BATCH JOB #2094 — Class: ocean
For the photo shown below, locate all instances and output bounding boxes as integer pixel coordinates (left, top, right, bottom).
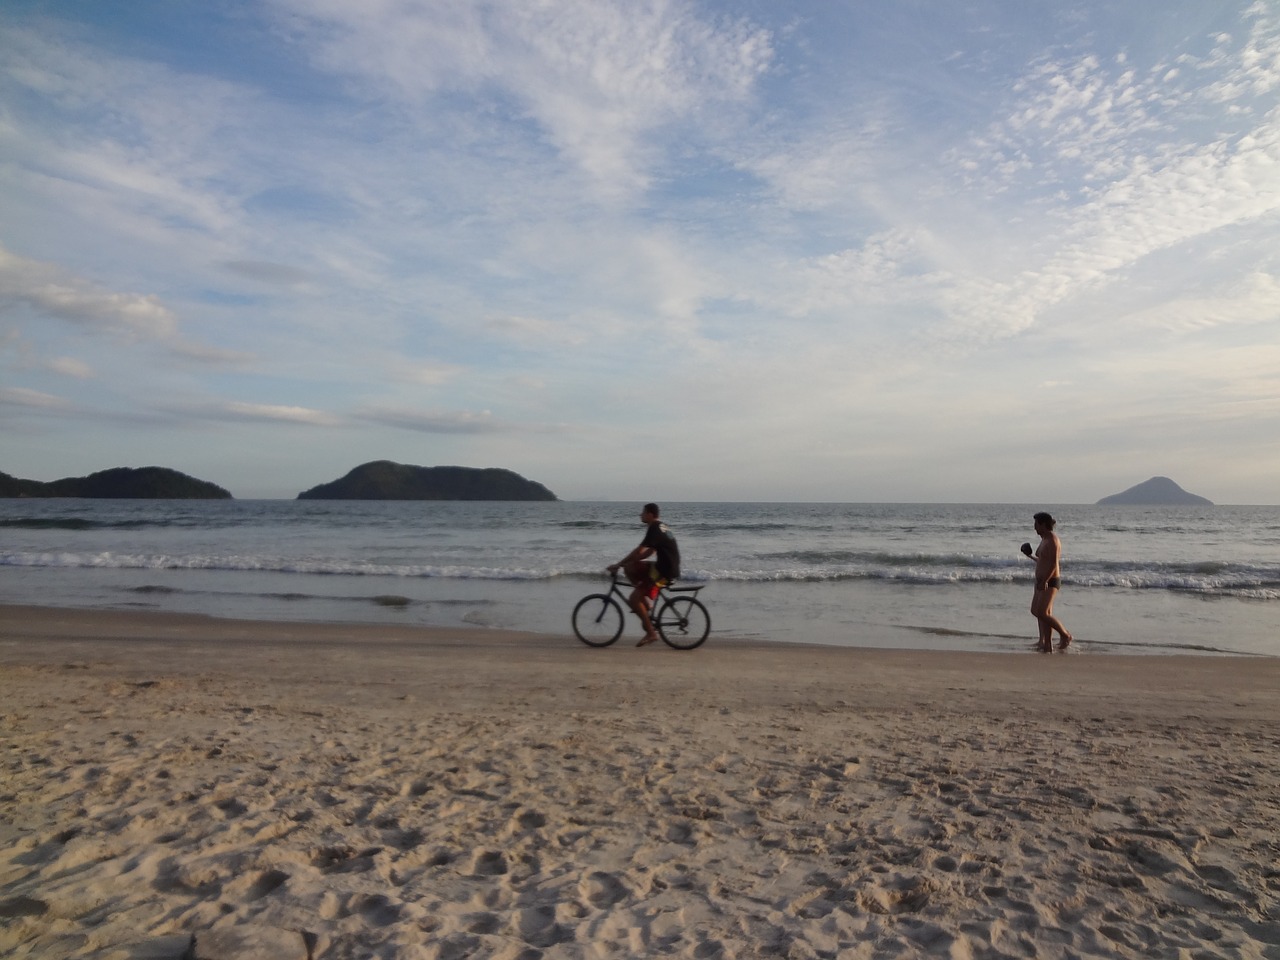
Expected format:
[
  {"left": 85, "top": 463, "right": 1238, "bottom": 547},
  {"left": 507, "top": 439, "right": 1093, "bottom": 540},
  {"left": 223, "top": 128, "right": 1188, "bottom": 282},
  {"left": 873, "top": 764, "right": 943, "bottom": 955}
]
[{"left": 1, "top": 499, "right": 1277, "bottom": 656}]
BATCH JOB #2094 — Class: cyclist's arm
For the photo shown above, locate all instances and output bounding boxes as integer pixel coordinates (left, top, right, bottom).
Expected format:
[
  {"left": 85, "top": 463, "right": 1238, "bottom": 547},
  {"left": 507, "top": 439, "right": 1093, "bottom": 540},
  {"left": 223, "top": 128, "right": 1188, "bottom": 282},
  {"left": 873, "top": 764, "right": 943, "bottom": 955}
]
[{"left": 608, "top": 543, "right": 653, "bottom": 572}]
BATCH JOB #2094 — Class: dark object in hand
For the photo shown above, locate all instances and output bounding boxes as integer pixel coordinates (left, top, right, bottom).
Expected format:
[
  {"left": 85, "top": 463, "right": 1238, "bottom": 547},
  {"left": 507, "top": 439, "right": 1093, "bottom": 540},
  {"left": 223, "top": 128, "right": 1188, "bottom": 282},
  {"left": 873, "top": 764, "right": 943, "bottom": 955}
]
[{"left": 1020, "top": 542, "right": 1033, "bottom": 557}]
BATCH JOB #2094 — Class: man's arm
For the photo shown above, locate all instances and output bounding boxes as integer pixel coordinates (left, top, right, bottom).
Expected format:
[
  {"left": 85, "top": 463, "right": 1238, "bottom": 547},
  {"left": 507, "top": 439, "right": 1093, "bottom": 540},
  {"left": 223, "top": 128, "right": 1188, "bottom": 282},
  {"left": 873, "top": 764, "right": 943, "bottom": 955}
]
[{"left": 608, "top": 543, "right": 653, "bottom": 573}]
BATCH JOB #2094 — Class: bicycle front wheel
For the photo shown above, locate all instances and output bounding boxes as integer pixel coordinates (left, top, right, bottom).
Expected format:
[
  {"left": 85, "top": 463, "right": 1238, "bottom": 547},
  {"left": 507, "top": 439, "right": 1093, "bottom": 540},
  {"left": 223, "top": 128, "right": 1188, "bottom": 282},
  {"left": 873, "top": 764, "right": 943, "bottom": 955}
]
[
  {"left": 655, "top": 596, "right": 710, "bottom": 650},
  {"left": 572, "top": 594, "right": 625, "bottom": 647}
]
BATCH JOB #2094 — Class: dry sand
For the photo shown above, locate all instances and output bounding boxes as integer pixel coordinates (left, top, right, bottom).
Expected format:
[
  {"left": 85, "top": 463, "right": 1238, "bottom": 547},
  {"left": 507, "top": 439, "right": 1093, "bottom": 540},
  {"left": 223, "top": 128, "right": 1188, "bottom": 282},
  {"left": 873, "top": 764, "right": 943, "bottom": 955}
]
[{"left": 1, "top": 604, "right": 1278, "bottom": 959}]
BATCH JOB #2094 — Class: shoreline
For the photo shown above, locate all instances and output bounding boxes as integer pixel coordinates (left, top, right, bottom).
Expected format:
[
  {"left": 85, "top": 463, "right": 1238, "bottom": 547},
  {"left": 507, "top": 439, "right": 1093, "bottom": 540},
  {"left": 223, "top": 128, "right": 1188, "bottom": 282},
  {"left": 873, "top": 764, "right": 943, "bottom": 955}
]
[
  {"left": 3, "top": 604, "right": 1278, "bottom": 958},
  {"left": 2, "top": 593, "right": 1276, "bottom": 660}
]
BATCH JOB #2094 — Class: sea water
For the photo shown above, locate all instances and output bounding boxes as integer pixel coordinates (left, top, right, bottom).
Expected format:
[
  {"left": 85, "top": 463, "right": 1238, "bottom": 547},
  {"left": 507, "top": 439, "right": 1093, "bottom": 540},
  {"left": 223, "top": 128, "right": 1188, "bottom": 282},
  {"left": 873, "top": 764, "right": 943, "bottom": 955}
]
[{"left": 1, "top": 499, "right": 1277, "bottom": 656}]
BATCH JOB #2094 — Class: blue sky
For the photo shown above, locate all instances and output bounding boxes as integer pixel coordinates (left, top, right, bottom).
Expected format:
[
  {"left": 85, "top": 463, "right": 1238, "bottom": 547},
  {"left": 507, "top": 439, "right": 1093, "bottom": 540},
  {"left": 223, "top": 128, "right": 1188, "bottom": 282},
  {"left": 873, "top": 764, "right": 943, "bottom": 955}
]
[{"left": 2, "top": 1, "right": 1277, "bottom": 502}]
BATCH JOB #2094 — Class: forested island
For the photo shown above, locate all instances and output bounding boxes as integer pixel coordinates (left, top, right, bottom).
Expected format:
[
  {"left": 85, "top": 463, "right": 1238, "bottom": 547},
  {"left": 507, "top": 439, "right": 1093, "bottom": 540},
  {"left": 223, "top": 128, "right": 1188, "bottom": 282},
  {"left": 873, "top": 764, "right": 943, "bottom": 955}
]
[
  {"left": 1096, "top": 476, "right": 1212, "bottom": 506},
  {"left": 0, "top": 467, "right": 232, "bottom": 499},
  {"left": 297, "top": 461, "right": 558, "bottom": 501}
]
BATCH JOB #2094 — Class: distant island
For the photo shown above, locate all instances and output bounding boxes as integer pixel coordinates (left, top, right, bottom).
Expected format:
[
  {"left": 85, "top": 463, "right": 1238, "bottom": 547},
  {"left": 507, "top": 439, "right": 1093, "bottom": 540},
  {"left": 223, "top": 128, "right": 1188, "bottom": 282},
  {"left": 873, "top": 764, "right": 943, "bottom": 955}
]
[
  {"left": 297, "top": 460, "right": 558, "bottom": 501},
  {"left": 1096, "top": 476, "right": 1212, "bottom": 506},
  {"left": 0, "top": 466, "right": 232, "bottom": 499}
]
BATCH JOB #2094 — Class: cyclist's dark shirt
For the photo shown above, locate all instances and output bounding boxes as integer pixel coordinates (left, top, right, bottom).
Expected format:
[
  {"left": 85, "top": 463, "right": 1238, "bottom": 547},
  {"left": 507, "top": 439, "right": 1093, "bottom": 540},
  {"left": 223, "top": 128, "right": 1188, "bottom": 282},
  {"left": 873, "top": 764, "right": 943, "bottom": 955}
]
[{"left": 642, "top": 521, "right": 680, "bottom": 581}]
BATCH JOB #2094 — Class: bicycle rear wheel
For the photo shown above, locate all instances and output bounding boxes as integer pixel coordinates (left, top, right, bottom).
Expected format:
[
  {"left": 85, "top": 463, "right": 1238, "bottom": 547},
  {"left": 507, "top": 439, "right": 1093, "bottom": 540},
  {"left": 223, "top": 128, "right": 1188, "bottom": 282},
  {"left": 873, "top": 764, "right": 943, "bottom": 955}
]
[
  {"left": 655, "top": 596, "right": 710, "bottom": 650},
  {"left": 572, "top": 594, "right": 625, "bottom": 647}
]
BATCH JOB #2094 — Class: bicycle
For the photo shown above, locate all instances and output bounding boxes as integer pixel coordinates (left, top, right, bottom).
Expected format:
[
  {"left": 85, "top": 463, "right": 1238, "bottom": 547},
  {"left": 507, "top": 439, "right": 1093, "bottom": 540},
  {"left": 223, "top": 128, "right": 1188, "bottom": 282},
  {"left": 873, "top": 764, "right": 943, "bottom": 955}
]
[{"left": 572, "top": 572, "right": 711, "bottom": 650}]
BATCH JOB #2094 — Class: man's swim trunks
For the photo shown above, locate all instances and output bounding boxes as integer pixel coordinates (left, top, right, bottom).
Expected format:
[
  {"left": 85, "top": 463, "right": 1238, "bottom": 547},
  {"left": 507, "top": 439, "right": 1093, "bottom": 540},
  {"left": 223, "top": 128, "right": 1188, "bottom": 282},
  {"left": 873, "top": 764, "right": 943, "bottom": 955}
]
[{"left": 644, "top": 565, "right": 669, "bottom": 601}]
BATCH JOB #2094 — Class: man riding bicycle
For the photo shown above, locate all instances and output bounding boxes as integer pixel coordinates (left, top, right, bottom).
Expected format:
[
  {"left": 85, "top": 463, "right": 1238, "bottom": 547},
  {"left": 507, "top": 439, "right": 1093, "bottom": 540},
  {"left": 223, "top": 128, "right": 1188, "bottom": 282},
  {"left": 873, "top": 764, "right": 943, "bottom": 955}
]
[{"left": 607, "top": 503, "right": 680, "bottom": 647}]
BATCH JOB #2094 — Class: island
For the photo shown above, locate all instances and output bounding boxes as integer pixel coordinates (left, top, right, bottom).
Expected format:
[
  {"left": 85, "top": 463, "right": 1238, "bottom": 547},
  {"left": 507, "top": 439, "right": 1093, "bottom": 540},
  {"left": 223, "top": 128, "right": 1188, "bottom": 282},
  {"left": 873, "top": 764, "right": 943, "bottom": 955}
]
[
  {"left": 0, "top": 467, "right": 232, "bottom": 499},
  {"left": 1096, "top": 476, "right": 1212, "bottom": 506},
  {"left": 297, "top": 460, "right": 558, "bottom": 501}
]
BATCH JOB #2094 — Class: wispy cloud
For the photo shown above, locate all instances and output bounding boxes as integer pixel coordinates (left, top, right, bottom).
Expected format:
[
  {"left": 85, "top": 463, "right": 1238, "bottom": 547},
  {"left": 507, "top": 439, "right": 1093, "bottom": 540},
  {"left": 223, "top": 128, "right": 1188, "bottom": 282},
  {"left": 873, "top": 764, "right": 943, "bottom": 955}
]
[
  {"left": 267, "top": 0, "right": 772, "bottom": 199},
  {"left": 0, "top": 245, "right": 177, "bottom": 340},
  {"left": 0, "top": 243, "right": 253, "bottom": 366},
  {"left": 0, "top": 386, "right": 71, "bottom": 410},
  {"left": 188, "top": 401, "right": 345, "bottom": 427},
  {"left": 355, "top": 406, "right": 508, "bottom": 435},
  {"left": 920, "top": 6, "right": 1280, "bottom": 341},
  {"left": 221, "top": 261, "right": 314, "bottom": 287},
  {"left": 45, "top": 357, "right": 93, "bottom": 379}
]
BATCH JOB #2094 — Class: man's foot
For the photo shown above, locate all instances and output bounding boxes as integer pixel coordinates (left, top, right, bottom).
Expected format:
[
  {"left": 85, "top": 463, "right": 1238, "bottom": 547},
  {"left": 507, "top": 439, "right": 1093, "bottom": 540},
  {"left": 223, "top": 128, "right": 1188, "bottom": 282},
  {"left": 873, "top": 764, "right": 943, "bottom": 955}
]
[
  {"left": 637, "top": 633, "right": 659, "bottom": 646},
  {"left": 1035, "top": 641, "right": 1052, "bottom": 653},
  {"left": 1057, "top": 633, "right": 1073, "bottom": 651}
]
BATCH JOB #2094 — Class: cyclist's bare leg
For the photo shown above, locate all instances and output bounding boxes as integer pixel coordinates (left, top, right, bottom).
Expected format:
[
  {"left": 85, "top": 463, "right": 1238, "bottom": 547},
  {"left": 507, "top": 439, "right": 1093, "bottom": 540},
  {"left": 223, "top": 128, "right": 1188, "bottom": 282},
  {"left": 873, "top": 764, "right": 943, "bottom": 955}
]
[
  {"left": 630, "top": 590, "right": 659, "bottom": 644},
  {"left": 622, "top": 560, "right": 659, "bottom": 644}
]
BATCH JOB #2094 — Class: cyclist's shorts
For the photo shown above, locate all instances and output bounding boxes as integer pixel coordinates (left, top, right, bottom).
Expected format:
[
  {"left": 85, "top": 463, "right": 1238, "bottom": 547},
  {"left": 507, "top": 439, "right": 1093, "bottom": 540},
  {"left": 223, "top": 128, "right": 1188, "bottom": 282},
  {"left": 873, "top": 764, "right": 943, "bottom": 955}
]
[{"left": 645, "top": 566, "right": 669, "bottom": 601}]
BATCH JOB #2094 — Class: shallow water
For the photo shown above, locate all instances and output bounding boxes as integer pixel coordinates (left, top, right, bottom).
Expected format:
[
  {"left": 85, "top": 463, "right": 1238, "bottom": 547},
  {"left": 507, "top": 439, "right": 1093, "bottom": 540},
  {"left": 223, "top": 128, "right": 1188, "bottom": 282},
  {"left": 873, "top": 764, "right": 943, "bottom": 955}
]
[{"left": 2, "top": 499, "right": 1276, "bottom": 655}]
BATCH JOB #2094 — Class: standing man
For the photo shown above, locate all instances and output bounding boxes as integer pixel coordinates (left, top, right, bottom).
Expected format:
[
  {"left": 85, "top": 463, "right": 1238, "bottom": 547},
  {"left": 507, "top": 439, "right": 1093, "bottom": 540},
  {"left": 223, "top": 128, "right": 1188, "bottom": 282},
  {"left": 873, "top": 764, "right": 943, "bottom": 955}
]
[
  {"left": 1021, "top": 511, "right": 1073, "bottom": 652},
  {"left": 608, "top": 503, "right": 680, "bottom": 647}
]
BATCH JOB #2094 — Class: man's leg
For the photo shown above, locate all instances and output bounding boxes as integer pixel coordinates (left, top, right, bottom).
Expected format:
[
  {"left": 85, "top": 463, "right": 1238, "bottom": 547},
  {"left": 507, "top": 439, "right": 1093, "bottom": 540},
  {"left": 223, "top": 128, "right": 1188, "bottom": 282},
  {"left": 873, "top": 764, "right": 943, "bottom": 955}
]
[
  {"left": 623, "top": 561, "right": 660, "bottom": 644},
  {"left": 1033, "top": 587, "right": 1072, "bottom": 650},
  {"left": 1031, "top": 590, "right": 1052, "bottom": 652},
  {"left": 1041, "top": 588, "right": 1072, "bottom": 648},
  {"left": 628, "top": 586, "right": 659, "bottom": 644}
]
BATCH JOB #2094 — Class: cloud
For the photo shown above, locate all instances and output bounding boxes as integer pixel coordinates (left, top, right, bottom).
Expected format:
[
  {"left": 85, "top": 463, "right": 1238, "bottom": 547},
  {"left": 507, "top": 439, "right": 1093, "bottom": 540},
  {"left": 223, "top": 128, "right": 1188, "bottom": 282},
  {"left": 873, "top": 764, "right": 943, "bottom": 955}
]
[
  {"left": 193, "top": 401, "right": 344, "bottom": 427},
  {"left": 927, "top": 6, "right": 1280, "bottom": 341},
  {"left": 0, "top": 245, "right": 177, "bottom": 340},
  {"left": 354, "top": 405, "right": 501, "bottom": 434},
  {"left": 267, "top": 0, "right": 773, "bottom": 198},
  {"left": 168, "top": 340, "right": 257, "bottom": 365},
  {"left": 0, "top": 27, "right": 250, "bottom": 235},
  {"left": 1202, "top": 3, "right": 1280, "bottom": 102},
  {"left": 388, "top": 360, "right": 467, "bottom": 386},
  {"left": 46, "top": 356, "right": 93, "bottom": 379},
  {"left": 0, "top": 386, "right": 71, "bottom": 410},
  {"left": 222, "top": 261, "right": 314, "bottom": 286},
  {"left": 0, "top": 244, "right": 251, "bottom": 364}
]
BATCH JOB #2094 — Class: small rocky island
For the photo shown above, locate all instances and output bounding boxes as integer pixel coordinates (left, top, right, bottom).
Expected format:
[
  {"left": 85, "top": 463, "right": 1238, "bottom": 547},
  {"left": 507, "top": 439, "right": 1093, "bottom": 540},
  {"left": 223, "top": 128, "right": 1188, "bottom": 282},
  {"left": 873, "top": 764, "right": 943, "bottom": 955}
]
[
  {"left": 0, "top": 467, "right": 232, "bottom": 499},
  {"left": 297, "top": 460, "right": 557, "bottom": 501},
  {"left": 1096, "top": 476, "right": 1212, "bottom": 506}
]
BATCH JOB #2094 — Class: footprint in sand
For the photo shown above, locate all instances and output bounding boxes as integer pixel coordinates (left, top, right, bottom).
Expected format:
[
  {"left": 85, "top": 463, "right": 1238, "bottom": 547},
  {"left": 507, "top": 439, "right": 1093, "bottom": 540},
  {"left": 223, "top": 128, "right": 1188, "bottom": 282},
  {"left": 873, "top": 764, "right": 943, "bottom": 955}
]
[
  {"left": 579, "top": 870, "right": 628, "bottom": 908},
  {"left": 247, "top": 869, "right": 289, "bottom": 900},
  {"left": 354, "top": 893, "right": 403, "bottom": 926},
  {"left": 857, "top": 874, "right": 933, "bottom": 914},
  {"left": 508, "top": 808, "right": 548, "bottom": 833},
  {"left": 511, "top": 905, "right": 565, "bottom": 948},
  {"left": 467, "top": 849, "right": 509, "bottom": 877},
  {"left": 211, "top": 796, "right": 247, "bottom": 819},
  {"left": 0, "top": 896, "right": 48, "bottom": 919}
]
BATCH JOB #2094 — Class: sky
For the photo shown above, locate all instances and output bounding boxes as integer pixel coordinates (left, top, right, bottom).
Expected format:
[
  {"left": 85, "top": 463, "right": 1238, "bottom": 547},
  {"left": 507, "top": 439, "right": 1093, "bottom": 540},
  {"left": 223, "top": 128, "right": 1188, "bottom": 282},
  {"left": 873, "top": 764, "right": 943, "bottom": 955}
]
[{"left": 2, "top": 1, "right": 1278, "bottom": 503}]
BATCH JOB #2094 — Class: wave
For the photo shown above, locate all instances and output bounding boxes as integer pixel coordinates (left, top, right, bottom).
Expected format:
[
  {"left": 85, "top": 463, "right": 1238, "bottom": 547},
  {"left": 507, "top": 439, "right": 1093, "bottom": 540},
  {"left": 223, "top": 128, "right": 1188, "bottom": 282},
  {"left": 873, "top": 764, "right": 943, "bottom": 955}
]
[
  {"left": 0, "top": 515, "right": 263, "bottom": 531},
  {"left": 680, "top": 521, "right": 803, "bottom": 534},
  {"left": 0, "top": 517, "right": 157, "bottom": 531},
  {"left": 760, "top": 549, "right": 1022, "bottom": 569},
  {"left": 3, "top": 549, "right": 1276, "bottom": 599},
  {"left": 0, "top": 551, "right": 565, "bottom": 581}
]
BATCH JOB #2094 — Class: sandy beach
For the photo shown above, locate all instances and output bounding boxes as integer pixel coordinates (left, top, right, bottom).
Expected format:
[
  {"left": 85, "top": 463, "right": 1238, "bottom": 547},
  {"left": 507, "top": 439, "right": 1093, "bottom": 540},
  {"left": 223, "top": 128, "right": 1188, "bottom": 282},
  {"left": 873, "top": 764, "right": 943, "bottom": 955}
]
[{"left": 2, "top": 604, "right": 1278, "bottom": 959}]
